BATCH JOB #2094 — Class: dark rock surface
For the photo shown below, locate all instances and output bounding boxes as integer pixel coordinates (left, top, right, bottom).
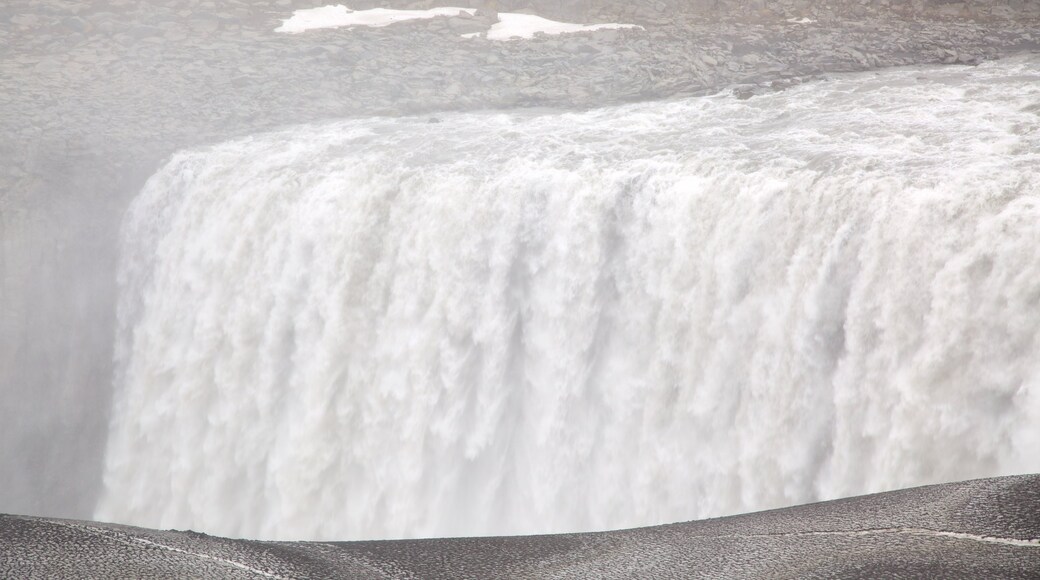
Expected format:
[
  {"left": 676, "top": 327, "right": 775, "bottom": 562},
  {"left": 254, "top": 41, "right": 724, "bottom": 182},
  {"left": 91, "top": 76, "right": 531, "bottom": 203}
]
[
  {"left": 1, "top": 0, "right": 1039, "bottom": 520},
  {"left": 1, "top": 475, "right": 1038, "bottom": 578}
]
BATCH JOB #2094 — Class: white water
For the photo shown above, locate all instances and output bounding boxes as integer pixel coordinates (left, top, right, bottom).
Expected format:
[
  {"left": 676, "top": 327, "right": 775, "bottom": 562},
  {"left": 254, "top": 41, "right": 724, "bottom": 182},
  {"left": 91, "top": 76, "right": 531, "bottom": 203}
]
[{"left": 98, "top": 56, "right": 1040, "bottom": 541}]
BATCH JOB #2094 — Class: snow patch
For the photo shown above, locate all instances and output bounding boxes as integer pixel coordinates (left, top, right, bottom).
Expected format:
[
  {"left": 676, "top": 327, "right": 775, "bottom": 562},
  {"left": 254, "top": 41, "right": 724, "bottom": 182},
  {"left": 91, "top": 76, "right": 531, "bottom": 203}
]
[
  {"left": 786, "top": 17, "right": 817, "bottom": 24},
  {"left": 275, "top": 5, "right": 640, "bottom": 39},
  {"left": 275, "top": 4, "right": 476, "bottom": 33},
  {"left": 472, "top": 13, "right": 641, "bottom": 41}
]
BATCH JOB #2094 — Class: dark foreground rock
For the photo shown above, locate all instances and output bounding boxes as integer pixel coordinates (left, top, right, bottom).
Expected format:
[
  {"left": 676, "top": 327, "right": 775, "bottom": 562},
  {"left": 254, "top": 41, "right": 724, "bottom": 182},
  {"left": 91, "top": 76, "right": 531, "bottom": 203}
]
[{"left": 2, "top": 475, "right": 1038, "bottom": 578}]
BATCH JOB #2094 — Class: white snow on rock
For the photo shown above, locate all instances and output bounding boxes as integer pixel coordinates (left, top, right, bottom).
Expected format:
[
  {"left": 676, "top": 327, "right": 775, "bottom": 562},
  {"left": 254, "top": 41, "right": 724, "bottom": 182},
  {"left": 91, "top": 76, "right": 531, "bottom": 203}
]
[
  {"left": 786, "top": 17, "right": 817, "bottom": 24},
  {"left": 275, "top": 4, "right": 640, "bottom": 40},
  {"left": 275, "top": 4, "right": 476, "bottom": 33},
  {"left": 471, "top": 13, "right": 641, "bottom": 41}
]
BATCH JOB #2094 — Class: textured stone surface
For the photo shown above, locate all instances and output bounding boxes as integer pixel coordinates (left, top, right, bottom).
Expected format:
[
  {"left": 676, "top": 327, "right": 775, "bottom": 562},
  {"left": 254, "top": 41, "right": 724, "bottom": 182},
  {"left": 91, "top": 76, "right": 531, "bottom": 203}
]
[
  {"left": 0, "top": 0, "right": 1038, "bottom": 520},
  {"left": 1, "top": 475, "right": 1039, "bottom": 578}
]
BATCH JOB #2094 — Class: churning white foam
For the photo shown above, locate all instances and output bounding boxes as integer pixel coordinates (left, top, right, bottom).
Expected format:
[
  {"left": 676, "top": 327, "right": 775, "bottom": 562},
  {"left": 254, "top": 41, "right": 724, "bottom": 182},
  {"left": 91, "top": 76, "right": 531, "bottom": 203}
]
[{"left": 98, "top": 56, "right": 1040, "bottom": 541}]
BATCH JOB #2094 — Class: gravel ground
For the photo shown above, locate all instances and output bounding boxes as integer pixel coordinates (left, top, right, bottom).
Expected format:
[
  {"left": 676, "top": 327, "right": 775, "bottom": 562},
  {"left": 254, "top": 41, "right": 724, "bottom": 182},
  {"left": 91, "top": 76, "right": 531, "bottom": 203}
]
[
  {"left": 0, "top": 0, "right": 1038, "bottom": 520},
  {"left": 1, "top": 475, "right": 1038, "bottom": 578}
]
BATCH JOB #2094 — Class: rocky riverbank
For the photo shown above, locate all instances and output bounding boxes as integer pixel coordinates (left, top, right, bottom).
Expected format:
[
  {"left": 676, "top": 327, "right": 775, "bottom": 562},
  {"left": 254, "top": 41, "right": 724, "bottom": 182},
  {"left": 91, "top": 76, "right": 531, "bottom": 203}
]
[{"left": 1, "top": 0, "right": 1038, "bottom": 520}]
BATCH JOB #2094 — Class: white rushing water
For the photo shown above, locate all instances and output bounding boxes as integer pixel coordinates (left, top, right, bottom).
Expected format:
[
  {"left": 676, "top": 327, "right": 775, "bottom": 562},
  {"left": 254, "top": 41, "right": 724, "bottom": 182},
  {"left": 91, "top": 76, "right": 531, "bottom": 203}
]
[{"left": 98, "top": 56, "right": 1040, "bottom": 541}]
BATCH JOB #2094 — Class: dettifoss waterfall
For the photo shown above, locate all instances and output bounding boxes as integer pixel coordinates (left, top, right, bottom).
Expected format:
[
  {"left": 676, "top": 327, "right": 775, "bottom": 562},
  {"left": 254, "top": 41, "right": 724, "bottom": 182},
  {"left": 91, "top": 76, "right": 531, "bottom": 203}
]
[{"left": 96, "top": 57, "right": 1040, "bottom": 541}]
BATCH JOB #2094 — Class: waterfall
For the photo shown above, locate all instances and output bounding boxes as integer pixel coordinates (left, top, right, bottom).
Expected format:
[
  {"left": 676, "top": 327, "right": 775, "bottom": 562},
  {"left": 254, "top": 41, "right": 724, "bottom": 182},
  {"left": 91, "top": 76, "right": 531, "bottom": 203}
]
[{"left": 97, "top": 56, "right": 1040, "bottom": 541}]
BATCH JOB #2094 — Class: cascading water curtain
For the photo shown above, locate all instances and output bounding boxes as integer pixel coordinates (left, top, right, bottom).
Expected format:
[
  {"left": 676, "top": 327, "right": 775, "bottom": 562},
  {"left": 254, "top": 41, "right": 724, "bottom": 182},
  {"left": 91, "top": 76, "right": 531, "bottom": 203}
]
[{"left": 98, "top": 57, "right": 1040, "bottom": 541}]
